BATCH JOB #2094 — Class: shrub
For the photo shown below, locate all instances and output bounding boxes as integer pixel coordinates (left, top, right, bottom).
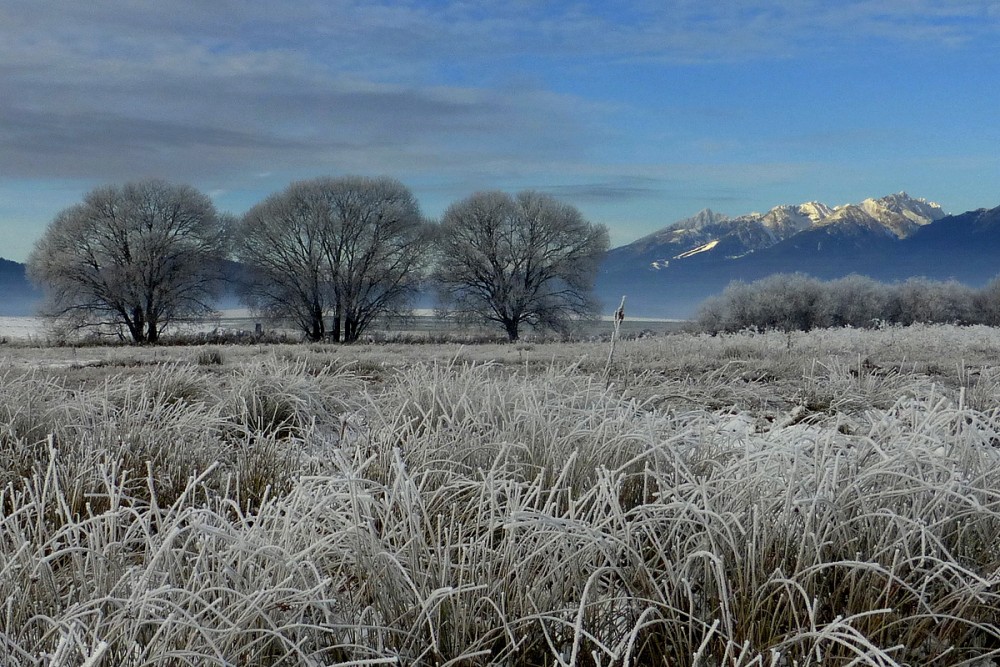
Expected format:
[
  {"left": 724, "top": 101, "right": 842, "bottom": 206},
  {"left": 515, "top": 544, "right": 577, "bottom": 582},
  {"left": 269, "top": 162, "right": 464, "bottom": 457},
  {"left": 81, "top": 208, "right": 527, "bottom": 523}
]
[
  {"left": 195, "top": 347, "right": 225, "bottom": 366},
  {"left": 698, "top": 273, "right": 989, "bottom": 333}
]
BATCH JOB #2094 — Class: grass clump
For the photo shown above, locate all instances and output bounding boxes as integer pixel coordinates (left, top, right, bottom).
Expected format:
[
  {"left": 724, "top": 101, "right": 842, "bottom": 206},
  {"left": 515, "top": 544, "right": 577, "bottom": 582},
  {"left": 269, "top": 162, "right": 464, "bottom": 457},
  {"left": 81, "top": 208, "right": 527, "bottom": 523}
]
[
  {"left": 219, "top": 356, "right": 356, "bottom": 442},
  {"left": 195, "top": 346, "right": 225, "bottom": 366},
  {"left": 364, "top": 360, "right": 664, "bottom": 499}
]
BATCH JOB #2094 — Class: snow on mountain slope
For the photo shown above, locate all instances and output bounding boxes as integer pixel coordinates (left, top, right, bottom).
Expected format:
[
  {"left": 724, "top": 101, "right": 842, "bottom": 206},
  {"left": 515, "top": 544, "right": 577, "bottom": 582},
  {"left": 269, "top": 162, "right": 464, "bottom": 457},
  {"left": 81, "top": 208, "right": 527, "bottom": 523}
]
[
  {"left": 758, "top": 204, "right": 823, "bottom": 238},
  {"left": 675, "top": 239, "right": 720, "bottom": 259},
  {"left": 612, "top": 192, "right": 946, "bottom": 273},
  {"left": 798, "top": 201, "right": 836, "bottom": 223},
  {"left": 857, "top": 192, "right": 945, "bottom": 237},
  {"left": 812, "top": 193, "right": 943, "bottom": 239},
  {"left": 817, "top": 204, "right": 899, "bottom": 237},
  {"left": 631, "top": 209, "right": 730, "bottom": 251}
]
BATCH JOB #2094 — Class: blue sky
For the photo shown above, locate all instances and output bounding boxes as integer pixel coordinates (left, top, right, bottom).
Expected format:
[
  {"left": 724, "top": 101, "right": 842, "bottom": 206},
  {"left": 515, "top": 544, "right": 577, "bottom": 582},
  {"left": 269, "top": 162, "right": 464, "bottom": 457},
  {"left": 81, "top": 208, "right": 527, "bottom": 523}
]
[{"left": 1, "top": 1, "right": 998, "bottom": 262}]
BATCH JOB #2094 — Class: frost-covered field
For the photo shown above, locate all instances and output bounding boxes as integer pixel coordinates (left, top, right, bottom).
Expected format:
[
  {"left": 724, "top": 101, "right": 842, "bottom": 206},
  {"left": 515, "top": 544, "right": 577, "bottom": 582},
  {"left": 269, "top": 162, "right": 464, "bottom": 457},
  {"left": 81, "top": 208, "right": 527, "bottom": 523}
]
[{"left": 2, "top": 325, "right": 1000, "bottom": 665}]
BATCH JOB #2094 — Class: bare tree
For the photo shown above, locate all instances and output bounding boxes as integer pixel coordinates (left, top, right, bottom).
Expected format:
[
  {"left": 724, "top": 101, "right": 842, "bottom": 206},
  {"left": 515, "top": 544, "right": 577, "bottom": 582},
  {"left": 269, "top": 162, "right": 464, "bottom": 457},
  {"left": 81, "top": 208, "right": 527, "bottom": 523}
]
[
  {"left": 433, "top": 190, "right": 609, "bottom": 341},
  {"left": 27, "top": 180, "right": 227, "bottom": 343},
  {"left": 236, "top": 176, "right": 432, "bottom": 342},
  {"left": 323, "top": 177, "right": 434, "bottom": 342},
  {"left": 236, "top": 181, "right": 334, "bottom": 342}
]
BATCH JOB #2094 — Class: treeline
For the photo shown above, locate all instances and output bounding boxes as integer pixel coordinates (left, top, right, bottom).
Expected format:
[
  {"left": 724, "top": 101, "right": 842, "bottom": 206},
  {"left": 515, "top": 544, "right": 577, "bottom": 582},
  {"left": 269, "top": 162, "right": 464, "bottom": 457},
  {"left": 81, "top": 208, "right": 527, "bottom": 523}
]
[
  {"left": 697, "top": 273, "right": 1000, "bottom": 333},
  {"left": 26, "top": 178, "right": 609, "bottom": 344}
]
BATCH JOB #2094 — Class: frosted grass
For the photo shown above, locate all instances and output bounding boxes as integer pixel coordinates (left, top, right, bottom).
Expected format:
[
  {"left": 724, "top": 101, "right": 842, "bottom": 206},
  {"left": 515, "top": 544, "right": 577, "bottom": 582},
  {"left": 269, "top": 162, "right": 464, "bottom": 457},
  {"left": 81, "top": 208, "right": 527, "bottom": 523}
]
[{"left": 1, "top": 327, "right": 999, "bottom": 664}]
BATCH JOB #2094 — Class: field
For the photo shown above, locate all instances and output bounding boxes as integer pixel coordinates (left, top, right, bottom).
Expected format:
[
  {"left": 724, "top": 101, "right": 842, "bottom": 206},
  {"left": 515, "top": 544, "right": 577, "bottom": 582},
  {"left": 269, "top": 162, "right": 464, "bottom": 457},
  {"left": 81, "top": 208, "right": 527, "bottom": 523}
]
[{"left": 2, "top": 324, "right": 1000, "bottom": 665}]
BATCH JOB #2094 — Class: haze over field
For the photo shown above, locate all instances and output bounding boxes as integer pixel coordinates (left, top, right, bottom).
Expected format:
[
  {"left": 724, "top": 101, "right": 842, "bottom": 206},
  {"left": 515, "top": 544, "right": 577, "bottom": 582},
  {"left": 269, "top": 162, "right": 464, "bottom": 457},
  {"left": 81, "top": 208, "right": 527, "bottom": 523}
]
[{"left": 1, "top": 1, "right": 999, "bottom": 263}]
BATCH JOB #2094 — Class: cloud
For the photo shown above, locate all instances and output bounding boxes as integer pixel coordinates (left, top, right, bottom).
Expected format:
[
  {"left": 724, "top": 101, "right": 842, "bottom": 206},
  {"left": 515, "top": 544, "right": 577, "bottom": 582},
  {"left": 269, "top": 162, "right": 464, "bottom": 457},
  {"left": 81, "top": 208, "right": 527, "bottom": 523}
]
[
  {"left": 6, "top": 2, "right": 996, "bottom": 78},
  {"left": 539, "top": 182, "right": 664, "bottom": 203},
  {"left": 0, "top": 11, "right": 603, "bottom": 184}
]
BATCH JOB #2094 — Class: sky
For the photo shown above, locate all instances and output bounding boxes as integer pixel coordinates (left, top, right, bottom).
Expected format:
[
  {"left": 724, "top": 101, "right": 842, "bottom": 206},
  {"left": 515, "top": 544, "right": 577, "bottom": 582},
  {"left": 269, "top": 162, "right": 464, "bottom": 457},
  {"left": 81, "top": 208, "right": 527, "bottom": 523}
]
[{"left": 2, "top": 1, "right": 999, "bottom": 262}]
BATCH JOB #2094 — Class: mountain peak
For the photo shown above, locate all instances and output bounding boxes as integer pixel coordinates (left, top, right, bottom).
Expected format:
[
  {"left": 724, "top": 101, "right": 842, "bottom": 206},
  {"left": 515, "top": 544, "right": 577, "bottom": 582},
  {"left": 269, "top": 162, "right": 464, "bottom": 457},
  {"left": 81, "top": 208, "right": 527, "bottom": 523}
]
[
  {"left": 632, "top": 208, "right": 730, "bottom": 247},
  {"left": 597, "top": 201, "right": 1000, "bottom": 319},
  {"left": 609, "top": 191, "right": 947, "bottom": 271},
  {"left": 670, "top": 208, "right": 730, "bottom": 231},
  {"left": 856, "top": 192, "right": 946, "bottom": 238}
]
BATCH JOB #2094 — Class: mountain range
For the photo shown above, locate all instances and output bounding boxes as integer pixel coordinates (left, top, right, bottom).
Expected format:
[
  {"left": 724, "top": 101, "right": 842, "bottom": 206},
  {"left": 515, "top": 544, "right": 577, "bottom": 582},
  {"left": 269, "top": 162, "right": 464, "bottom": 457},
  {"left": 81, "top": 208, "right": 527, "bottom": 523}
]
[
  {"left": 2, "top": 193, "right": 999, "bottom": 319},
  {"left": 597, "top": 193, "right": 1000, "bottom": 318}
]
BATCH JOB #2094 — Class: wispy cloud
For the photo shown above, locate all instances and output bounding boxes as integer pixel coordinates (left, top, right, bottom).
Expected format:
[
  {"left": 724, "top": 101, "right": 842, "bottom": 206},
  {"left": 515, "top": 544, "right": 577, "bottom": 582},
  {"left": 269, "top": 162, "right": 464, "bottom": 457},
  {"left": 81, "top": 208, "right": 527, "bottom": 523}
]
[
  {"left": 2, "top": 0, "right": 996, "bottom": 184},
  {"left": 539, "top": 181, "right": 665, "bottom": 203},
  {"left": 0, "top": 13, "right": 603, "bottom": 183}
]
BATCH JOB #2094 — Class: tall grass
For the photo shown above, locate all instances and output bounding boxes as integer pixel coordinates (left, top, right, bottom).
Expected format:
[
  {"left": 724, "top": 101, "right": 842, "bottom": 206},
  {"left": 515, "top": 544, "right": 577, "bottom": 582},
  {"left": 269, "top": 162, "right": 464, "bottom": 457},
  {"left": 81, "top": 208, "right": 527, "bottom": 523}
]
[{"left": 1, "top": 329, "right": 999, "bottom": 665}]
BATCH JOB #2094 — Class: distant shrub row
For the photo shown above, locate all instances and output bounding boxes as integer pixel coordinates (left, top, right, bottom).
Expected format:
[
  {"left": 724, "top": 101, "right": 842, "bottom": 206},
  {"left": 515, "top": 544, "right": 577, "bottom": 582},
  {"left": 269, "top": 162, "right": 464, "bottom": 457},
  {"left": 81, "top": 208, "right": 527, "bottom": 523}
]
[{"left": 697, "top": 273, "right": 1000, "bottom": 333}]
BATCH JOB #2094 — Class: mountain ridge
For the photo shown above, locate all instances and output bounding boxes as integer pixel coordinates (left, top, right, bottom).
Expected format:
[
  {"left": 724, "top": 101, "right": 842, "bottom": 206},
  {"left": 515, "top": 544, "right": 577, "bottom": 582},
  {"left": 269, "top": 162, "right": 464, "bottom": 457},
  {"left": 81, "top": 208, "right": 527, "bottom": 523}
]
[
  {"left": 0, "top": 257, "right": 41, "bottom": 317},
  {"left": 623, "top": 192, "right": 944, "bottom": 269},
  {"left": 596, "top": 194, "right": 997, "bottom": 319}
]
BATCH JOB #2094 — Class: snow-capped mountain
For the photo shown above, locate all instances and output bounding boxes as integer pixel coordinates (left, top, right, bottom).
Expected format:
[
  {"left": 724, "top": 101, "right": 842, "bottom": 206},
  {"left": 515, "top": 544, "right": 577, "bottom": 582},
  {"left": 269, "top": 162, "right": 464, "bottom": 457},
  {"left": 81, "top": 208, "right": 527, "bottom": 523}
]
[
  {"left": 611, "top": 193, "right": 944, "bottom": 273},
  {"left": 856, "top": 192, "right": 946, "bottom": 237},
  {"left": 596, "top": 194, "right": 995, "bottom": 319}
]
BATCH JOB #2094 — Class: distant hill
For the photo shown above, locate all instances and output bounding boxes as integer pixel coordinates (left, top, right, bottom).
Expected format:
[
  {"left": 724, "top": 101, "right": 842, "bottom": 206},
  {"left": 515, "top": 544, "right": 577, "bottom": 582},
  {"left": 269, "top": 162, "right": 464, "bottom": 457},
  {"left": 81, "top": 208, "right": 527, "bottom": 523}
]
[
  {"left": 596, "top": 194, "right": 1000, "bottom": 319},
  {"left": 0, "top": 257, "right": 41, "bottom": 316}
]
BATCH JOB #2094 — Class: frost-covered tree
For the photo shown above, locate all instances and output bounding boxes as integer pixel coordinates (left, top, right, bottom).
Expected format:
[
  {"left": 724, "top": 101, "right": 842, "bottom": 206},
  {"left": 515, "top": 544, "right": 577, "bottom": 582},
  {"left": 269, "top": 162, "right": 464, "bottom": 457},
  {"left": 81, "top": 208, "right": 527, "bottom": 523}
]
[
  {"left": 815, "top": 274, "right": 888, "bottom": 328},
  {"left": 698, "top": 273, "right": 985, "bottom": 333},
  {"left": 973, "top": 275, "right": 1000, "bottom": 326},
  {"left": 236, "top": 176, "right": 433, "bottom": 342},
  {"left": 698, "top": 273, "right": 823, "bottom": 333},
  {"left": 750, "top": 273, "right": 823, "bottom": 331},
  {"left": 886, "top": 278, "right": 975, "bottom": 325},
  {"left": 696, "top": 281, "right": 756, "bottom": 333},
  {"left": 236, "top": 181, "right": 334, "bottom": 342},
  {"left": 27, "top": 180, "right": 227, "bottom": 343},
  {"left": 433, "top": 191, "right": 609, "bottom": 341}
]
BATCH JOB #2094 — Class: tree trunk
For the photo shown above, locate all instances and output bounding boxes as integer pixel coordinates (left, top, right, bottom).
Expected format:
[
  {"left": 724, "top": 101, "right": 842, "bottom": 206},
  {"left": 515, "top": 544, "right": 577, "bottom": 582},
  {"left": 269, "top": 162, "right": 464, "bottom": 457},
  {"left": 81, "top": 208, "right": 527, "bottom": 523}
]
[
  {"left": 127, "top": 306, "right": 146, "bottom": 343},
  {"left": 331, "top": 303, "right": 342, "bottom": 343},
  {"left": 308, "top": 304, "right": 325, "bottom": 342},
  {"left": 309, "top": 316, "right": 322, "bottom": 341},
  {"left": 504, "top": 319, "right": 520, "bottom": 342}
]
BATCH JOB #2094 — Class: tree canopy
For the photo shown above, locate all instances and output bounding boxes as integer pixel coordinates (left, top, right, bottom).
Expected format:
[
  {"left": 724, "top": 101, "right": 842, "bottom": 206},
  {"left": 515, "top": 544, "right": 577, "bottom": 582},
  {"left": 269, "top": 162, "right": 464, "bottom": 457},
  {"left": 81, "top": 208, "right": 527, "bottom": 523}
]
[
  {"left": 236, "top": 176, "right": 433, "bottom": 342},
  {"left": 27, "top": 179, "right": 227, "bottom": 343},
  {"left": 433, "top": 190, "right": 609, "bottom": 341}
]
